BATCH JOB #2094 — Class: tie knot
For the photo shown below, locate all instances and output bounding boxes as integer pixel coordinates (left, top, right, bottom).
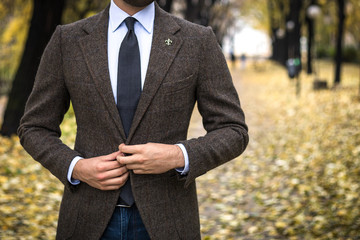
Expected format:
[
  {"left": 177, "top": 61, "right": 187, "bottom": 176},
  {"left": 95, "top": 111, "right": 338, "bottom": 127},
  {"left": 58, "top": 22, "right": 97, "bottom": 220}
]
[{"left": 124, "top": 17, "right": 136, "bottom": 31}]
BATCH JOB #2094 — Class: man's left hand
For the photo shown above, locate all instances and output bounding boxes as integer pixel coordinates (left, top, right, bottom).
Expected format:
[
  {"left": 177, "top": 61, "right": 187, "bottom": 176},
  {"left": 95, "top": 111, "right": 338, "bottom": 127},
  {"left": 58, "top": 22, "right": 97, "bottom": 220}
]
[{"left": 117, "top": 143, "right": 185, "bottom": 174}]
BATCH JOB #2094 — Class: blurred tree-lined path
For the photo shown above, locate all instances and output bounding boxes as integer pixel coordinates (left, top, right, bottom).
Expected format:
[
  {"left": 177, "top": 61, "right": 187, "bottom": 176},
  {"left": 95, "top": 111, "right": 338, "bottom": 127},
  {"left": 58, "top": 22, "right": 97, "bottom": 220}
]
[
  {"left": 1, "top": 0, "right": 360, "bottom": 135},
  {"left": 1, "top": 1, "right": 360, "bottom": 237},
  {"left": 197, "top": 61, "right": 360, "bottom": 239},
  {"left": 1, "top": 60, "right": 360, "bottom": 239}
]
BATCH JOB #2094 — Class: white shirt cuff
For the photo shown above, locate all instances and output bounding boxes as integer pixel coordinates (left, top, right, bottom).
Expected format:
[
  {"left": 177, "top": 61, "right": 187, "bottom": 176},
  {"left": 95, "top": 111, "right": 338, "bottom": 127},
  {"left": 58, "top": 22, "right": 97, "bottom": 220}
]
[
  {"left": 67, "top": 156, "right": 83, "bottom": 185},
  {"left": 175, "top": 144, "right": 189, "bottom": 175}
]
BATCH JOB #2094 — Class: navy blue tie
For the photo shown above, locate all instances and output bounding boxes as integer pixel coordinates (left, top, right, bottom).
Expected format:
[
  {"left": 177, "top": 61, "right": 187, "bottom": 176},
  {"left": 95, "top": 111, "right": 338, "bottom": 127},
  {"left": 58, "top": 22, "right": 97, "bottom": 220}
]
[
  {"left": 117, "top": 17, "right": 141, "bottom": 206},
  {"left": 117, "top": 17, "right": 141, "bottom": 138}
]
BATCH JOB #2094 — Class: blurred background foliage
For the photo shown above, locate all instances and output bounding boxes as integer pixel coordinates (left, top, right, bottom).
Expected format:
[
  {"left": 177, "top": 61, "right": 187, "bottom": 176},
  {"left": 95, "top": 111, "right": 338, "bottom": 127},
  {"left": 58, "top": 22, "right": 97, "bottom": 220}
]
[
  {"left": 1, "top": 0, "right": 360, "bottom": 92},
  {"left": 0, "top": 0, "right": 32, "bottom": 92},
  {"left": 1, "top": 0, "right": 360, "bottom": 95},
  {"left": 1, "top": 59, "right": 360, "bottom": 240},
  {"left": 1, "top": 0, "right": 360, "bottom": 238},
  {"left": 0, "top": 0, "right": 108, "bottom": 93}
]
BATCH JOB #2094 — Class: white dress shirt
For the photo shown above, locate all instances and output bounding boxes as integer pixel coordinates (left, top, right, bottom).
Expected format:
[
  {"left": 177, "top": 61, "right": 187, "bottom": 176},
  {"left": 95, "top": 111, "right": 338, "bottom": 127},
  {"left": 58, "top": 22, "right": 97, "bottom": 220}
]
[{"left": 67, "top": 1, "right": 189, "bottom": 185}]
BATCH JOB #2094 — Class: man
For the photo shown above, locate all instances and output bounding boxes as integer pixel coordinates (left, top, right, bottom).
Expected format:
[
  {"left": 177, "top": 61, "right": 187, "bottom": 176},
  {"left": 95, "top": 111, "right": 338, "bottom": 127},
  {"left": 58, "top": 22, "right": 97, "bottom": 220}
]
[{"left": 18, "top": 0, "right": 249, "bottom": 239}]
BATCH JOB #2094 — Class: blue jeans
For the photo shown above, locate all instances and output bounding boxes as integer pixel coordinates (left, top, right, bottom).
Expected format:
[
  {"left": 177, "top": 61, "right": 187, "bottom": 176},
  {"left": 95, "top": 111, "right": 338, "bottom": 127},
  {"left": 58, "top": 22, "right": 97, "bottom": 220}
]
[{"left": 101, "top": 205, "right": 150, "bottom": 240}]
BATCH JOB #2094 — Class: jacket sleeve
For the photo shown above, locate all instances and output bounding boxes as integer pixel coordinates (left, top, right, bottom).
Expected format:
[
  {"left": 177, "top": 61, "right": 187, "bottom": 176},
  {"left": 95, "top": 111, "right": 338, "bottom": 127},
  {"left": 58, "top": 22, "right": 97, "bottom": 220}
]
[
  {"left": 18, "top": 25, "right": 81, "bottom": 190},
  {"left": 179, "top": 26, "right": 249, "bottom": 187}
]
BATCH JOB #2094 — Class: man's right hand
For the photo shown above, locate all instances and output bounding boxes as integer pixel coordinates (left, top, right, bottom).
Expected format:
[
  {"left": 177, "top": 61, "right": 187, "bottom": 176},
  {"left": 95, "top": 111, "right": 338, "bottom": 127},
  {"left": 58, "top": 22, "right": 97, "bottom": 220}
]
[{"left": 72, "top": 151, "right": 129, "bottom": 191}]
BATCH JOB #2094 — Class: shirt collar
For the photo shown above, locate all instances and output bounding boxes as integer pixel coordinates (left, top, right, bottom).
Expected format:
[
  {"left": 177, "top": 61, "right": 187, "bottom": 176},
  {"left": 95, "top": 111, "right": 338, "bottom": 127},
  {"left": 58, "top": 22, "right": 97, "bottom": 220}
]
[{"left": 109, "top": 0, "right": 155, "bottom": 34}]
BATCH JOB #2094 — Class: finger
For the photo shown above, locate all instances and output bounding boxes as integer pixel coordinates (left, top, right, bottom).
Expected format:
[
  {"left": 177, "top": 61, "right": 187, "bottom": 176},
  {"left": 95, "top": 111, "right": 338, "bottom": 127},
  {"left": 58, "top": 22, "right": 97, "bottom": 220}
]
[
  {"left": 100, "top": 166, "right": 128, "bottom": 180},
  {"left": 133, "top": 168, "right": 158, "bottom": 174},
  {"left": 124, "top": 163, "right": 140, "bottom": 170},
  {"left": 101, "top": 151, "right": 121, "bottom": 161},
  {"left": 105, "top": 159, "right": 123, "bottom": 169},
  {"left": 125, "top": 163, "right": 153, "bottom": 173},
  {"left": 96, "top": 158, "right": 123, "bottom": 172},
  {"left": 102, "top": 172, "right": 130, "bottom": 188},
  {"left": 119, "top": 144, "right": 143, "bottom": 155},
  {"left": 117, "top": 154, "right": 142, "bottom": 165}
]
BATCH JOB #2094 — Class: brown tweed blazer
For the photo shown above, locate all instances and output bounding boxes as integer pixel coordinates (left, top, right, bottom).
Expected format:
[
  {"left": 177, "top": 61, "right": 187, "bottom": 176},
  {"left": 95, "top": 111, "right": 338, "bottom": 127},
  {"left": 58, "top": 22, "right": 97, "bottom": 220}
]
[{"left": 18, "top": 3, "right": 248, "bottom": 240}]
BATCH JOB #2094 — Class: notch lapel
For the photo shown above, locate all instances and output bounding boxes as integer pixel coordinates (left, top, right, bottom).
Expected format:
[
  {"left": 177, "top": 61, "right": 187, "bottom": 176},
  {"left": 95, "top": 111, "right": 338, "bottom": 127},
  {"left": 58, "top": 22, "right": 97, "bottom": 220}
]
[
  {"left": 127, "top": 5, "right": 183, "bottom": 141},
  {"left": 78, "top": 6, "right": 126, "bottom": 140}
]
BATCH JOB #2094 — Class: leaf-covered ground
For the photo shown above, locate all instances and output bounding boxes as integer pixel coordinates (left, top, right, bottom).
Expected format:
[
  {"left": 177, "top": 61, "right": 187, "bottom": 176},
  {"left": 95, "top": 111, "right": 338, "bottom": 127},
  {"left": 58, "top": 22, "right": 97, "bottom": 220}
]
[
  {"left": 1, "top": 60, "right": 360, "bottom": 239},
  {"left": 196, "top": 61, "right": 360, "bottom": 239}
]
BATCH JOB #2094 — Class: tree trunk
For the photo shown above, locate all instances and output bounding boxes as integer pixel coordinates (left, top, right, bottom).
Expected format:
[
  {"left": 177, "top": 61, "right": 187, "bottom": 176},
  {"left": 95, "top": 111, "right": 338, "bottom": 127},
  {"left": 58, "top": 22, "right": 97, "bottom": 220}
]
[
  {"left": 268, "top": 0, "right": 275, "bottom": 61},
  {"left": 156, "top": 0, "right": 173, "bottom": 12},
  {"left": 275, "top": 35, "right": 289, "bottom": 66},
  {"left": 269, "top": 0, "right": 288, "bottom": 66},
  {"left": 306, "top": 16, "right": 314, "bottom": 74},
  {"left": 184, "top": 0, "right": 212, "bottom": 26},
  {"left": 287, "top": 0, "right": 302, "bottom": 59},
  {"left": 0, "top": 0, "right": 65, "bottom": 136},
  {"left": 334, "top": 0, "right": 345, "bottom": 85},
  {"left": 185, "top": 0, "right": 200, "bottom": 24},
  {"left": 306, "top": 0, "right": 317, "bottom": 75}
]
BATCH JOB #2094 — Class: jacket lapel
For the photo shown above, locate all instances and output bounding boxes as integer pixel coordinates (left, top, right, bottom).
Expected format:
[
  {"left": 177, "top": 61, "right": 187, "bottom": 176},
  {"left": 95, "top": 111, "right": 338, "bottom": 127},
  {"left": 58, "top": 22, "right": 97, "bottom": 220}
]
[
  {"left": 127, "top": 4, "right": 183, "bottom": 141},
  {"left": 78, "top": 6, "right": 126, "bottom": 140},
  {"left": 77, "top": 4, "right": 183, "bottom": 142}
]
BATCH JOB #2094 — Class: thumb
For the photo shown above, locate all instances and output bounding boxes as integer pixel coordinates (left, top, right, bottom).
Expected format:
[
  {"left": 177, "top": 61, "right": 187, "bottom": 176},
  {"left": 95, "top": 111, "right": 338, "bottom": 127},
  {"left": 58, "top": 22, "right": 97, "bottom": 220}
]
[{"left": 119, "top": 143, "right": 126, "bottom": 151}]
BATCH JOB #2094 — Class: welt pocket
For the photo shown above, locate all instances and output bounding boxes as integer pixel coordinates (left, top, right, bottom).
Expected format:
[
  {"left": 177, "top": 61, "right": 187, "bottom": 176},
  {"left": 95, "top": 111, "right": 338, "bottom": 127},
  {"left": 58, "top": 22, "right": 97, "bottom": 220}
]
[
  {"left": 161, "top": 74, "right": 194, "bottom": 94},
  {"left": 67, "top": 80, "right": 95, "bottom": 87}
]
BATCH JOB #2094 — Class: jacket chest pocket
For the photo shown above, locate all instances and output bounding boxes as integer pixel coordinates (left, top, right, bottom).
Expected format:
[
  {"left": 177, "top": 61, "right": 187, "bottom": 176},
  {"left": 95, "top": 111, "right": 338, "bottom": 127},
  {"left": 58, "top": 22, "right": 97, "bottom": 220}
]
[{"left": 155, "top": 74, "right": 196, "bottom": 111}]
